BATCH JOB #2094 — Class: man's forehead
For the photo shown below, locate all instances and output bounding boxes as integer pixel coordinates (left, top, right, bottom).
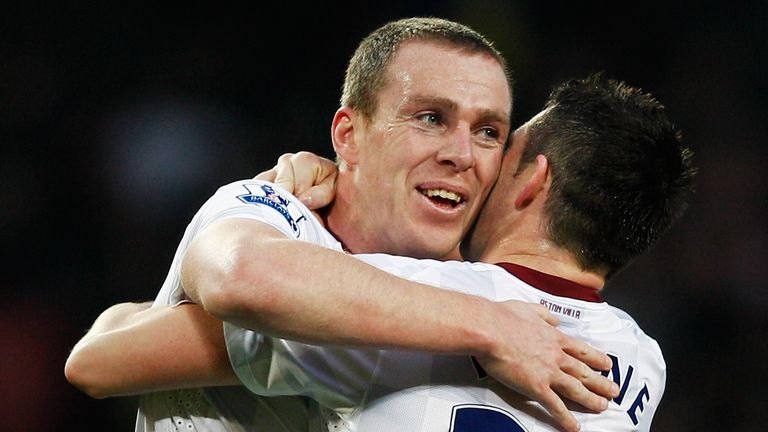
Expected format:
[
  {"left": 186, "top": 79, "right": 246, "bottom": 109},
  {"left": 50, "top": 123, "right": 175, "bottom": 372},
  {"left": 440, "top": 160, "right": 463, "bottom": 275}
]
[
  {"left": 384, "top": 48, "right": 511, "bottom": 115},
  {"left": 363, "top": 41, "right": 510, "bottom": 128},
  {"left": 389, "top": 40, "right": 508, "bottom": 85}
]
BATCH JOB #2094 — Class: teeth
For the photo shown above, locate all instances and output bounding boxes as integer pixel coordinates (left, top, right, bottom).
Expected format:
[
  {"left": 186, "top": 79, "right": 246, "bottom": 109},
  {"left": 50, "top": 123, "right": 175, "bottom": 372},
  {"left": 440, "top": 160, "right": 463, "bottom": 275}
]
[{"left": 422, "top": 189, "right": 462, "bottom": 203}]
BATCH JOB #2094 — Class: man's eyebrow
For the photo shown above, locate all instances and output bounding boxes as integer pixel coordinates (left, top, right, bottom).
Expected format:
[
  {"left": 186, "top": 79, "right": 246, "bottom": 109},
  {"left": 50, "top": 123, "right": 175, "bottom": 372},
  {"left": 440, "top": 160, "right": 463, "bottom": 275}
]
[
  {"left": 476, "top": 109, "right": 511, "bottom": 127},
  {"left": 404, "top": 95, "right": 458, "bottom": 111}
]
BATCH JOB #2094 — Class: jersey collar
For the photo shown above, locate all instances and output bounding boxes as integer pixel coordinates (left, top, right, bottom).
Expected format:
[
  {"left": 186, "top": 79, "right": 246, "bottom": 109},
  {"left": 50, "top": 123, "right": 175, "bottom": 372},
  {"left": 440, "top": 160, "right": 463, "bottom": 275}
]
[{"left": 494, "top": 262, "right": 602, "bottom": 303}]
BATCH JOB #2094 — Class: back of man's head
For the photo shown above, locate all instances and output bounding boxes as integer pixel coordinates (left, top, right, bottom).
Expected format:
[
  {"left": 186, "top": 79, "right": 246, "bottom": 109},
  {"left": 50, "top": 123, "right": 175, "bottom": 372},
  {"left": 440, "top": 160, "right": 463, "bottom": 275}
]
[
  {"left": 341, "top": 17, "right": 512, "bottom": 121},
  {"left": 521, "top": 72, "right": 696, "bottom": 278}
]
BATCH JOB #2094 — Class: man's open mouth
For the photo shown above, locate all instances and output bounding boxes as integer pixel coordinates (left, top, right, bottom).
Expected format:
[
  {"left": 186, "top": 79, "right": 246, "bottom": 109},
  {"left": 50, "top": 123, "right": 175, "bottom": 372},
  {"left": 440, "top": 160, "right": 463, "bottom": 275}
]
[{"left": 419, "top": 188, "right": 464, "bottom": 208}]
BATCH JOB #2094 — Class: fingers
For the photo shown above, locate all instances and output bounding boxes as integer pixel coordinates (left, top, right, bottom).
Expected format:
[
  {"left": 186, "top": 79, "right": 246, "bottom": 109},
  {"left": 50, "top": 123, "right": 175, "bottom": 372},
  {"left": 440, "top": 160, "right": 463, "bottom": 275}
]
[
  {"left": 537, "top": 389, "right": 581, "bottom": 432},
  {"left": 252, "top": 152, "right": 339, "bottom": 210},
  {"left": 254, "top": 167, "right": 277, "bottom": 182},
  {"left": 288, "top": 152, "right": 322, "bottom": 197},
  {"left": 559, "top": 336, "right": 618, "bottom": 401},
  {"left": 270, "top": 152, "right": 339, "bottom": 201},
  {"left": 555, "top": 360, "right": 612, "bottom": 413},
  {"left": 579, "top": 367, "right": 619, "bottom": 402},
  {"left": 532, "top": 303, "right": 560, "bottom": 327},
  {"left": 273, "top": 154, "right": 298, "bottom": 193},
  {"left": 299, "top": 175, "right": 337, "bottom": 209},
  {"left": 292, "top": 152, "right": 338, "bottom": 209},
  {"left": 563, "top": 338, "right": 613, "bottom": 374}
]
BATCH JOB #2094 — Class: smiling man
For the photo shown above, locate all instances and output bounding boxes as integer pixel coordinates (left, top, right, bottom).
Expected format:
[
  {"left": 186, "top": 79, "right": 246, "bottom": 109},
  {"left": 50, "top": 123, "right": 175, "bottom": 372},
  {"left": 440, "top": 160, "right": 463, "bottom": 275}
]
[
  {"left": 325, "top": 38, "right": 509, "bottom": 258},
  {"left": 66, "top": 18, "right": 615, "bottom": 432}
]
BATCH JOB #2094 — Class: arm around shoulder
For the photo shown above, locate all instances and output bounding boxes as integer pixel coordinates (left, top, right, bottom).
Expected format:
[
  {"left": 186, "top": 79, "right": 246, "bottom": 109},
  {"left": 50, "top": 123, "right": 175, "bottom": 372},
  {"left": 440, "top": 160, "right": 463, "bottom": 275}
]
[
  {"left": 65, "top": 302, "right": 152, "bottom": 398},
  {"left": 181, "top": 217, "right": 502, "bottom": 353},
  {"left": 65, "top": 302, "right": 238, "bottom": 399}
]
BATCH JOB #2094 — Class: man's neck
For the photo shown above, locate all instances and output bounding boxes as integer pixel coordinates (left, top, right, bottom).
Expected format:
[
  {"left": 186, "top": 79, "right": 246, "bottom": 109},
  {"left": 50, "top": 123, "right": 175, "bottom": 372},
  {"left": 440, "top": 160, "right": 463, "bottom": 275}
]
[
  {"left": 479, "top": 239, "right": 605, "bottom": 290},
  {"left": 321, "top": 189, "right": 377, "bottom": 254}
]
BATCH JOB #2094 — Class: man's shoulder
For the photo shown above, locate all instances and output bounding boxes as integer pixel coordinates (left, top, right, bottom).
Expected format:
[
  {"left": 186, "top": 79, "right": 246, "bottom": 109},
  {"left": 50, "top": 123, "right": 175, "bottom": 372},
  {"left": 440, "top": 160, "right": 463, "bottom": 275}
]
[
  {"left": 352, "top": 254, "right": 498, "bottom": 274},
  {"left": 211, "top": 179, "right": 301, "bottom": 206},
  {"left": 351, "top": 255, "right": 512, "bottom": 298},
  {"left": 197, "top": 179, "right": 336, "bottom": 245},
  {"left": 605, "top": 304, "right": 665, "bottom": 357}
]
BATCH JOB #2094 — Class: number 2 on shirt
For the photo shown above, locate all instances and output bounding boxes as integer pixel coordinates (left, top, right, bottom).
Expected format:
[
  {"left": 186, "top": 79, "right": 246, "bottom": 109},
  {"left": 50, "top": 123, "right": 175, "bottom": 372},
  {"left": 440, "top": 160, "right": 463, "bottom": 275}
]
[{"left": 451, "top": 405, "right": 527, "bottom": 431}]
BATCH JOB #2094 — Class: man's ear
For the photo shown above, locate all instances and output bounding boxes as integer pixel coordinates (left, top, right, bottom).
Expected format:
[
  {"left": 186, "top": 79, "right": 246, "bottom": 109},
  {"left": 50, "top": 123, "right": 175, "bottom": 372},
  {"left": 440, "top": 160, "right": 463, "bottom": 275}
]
[
  {"left": 331, "top": 107, "right": 360, "bottom": 166},
  {"left": 514, "top": 154, "right": 550, "bottom": 209}
]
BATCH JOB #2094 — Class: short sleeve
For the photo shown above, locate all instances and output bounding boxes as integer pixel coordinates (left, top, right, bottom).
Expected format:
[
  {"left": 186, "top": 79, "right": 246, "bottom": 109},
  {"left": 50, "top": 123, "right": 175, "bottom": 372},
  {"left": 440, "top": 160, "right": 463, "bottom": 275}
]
[{"left": 196, "top": 180, "right": 312, "bottom": 240}]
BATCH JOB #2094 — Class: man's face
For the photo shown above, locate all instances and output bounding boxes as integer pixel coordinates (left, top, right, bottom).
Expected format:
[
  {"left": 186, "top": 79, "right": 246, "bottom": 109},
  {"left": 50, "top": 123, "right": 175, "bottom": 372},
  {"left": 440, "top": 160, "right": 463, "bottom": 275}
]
[
  {"left": 461, "top": 124, "right": 531, "bottom": 261},
  {"left": 348, "top": 40, "right": 511, "bottom": 258}
]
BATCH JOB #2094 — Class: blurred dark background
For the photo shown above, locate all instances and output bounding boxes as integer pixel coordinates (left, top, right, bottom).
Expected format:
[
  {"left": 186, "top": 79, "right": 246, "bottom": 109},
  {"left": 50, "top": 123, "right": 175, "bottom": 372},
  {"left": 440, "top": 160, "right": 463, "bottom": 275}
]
[{"left": 1, "top": 1, "right": 765, "bottom": 430}]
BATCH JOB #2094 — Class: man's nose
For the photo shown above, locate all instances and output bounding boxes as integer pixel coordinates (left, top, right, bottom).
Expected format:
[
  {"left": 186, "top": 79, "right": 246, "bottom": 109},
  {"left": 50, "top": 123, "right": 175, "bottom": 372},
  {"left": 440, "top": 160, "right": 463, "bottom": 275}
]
[{"left": 437, "top": 123, "right": 474, "bottom": 171}]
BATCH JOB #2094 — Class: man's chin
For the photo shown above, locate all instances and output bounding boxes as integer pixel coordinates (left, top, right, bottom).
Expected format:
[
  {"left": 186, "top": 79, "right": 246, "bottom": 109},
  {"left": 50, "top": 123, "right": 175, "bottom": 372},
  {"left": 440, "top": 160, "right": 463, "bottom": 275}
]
[{"left": 394, "top": 228, "right": 462, "bottom": 259}]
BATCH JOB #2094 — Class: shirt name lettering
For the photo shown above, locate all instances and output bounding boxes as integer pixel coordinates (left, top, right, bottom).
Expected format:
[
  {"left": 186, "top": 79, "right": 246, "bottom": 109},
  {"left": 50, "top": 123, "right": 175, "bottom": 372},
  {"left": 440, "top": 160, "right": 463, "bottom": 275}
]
[
  {"left": 539, "top": 299, "right": 582, "bottom": 320},
  {"left": 601, "top": 353, "right": 651, "bottom": 426}
]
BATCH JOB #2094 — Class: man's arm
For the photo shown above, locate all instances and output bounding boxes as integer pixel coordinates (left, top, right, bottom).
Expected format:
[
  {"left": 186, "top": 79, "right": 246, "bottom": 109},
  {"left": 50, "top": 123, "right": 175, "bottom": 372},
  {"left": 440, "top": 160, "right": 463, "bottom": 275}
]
[
  {"left": 182, "top": 217, "right": 618, "bottom": 430},
  {"left": 65, "top": 216, "right": 614, "bottom": 431},
  {"left": 64, "top": 302, "right": 239, "bottom": 398},
  {"left": 183, "top": 218, "right": 501, "bottom": 351}
]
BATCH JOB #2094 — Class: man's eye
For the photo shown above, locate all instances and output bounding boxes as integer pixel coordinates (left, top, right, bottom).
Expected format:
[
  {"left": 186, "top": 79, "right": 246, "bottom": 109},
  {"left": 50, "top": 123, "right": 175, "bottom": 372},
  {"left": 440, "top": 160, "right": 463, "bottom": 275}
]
[
  {"left": 480, "top": 127, "right": 500, "bottom": 139},
  {"left": 417, "top": 113, "right": 441, "bottom": 126}
]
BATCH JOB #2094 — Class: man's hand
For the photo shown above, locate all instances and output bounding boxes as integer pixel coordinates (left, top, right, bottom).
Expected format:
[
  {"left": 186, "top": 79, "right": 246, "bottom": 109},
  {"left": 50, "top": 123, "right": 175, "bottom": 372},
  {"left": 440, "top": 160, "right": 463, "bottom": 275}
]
[
  {"left": 255, "top": 151, "right": 337, "bottom": 209},
  {"left": 475, "top": 301, "right": 619, "bottom": 432}
]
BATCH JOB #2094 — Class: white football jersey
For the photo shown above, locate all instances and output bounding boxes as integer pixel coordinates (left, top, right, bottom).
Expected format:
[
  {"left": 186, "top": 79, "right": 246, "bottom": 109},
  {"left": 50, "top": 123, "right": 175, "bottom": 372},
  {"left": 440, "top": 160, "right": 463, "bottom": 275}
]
[
  {"left": 225, "top": 251, "right": 666, "bottom": 430},
  {"left": 136, "top": 179, "right": 342, "bottom": 432}
]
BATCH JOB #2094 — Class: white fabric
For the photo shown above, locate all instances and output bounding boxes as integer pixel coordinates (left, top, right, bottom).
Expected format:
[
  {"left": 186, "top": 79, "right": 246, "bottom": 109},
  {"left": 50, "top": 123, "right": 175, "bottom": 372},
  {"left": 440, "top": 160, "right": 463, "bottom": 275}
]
[
  {"left": 226, "top": 251, "right": 665, "bottom": 431},
  {"left": 131, "top": 177, "right": 664, "bottom": 432},
  {"left": 136, "top": 179, "right": 342, "bottom": 432}
]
